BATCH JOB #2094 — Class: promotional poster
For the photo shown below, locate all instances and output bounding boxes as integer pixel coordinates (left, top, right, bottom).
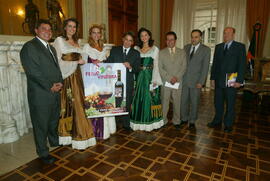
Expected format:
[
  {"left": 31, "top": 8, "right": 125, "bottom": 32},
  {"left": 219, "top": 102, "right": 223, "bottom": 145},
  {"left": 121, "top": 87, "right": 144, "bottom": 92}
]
[{"left": 82, "top": 63, "right": 128, "bottom": 118}]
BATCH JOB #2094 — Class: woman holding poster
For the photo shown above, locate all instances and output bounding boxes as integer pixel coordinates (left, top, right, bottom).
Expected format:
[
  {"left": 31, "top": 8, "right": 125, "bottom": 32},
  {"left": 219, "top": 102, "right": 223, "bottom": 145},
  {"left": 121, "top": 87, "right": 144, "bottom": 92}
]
[
  {"left": 83, "top": 24, "right": 116, "bottom": 140},
  {"left": 130, "top": 28, "right": 164, "bottom": 131},
  {"left": 53, "top": 18, "right": 96, "bottom": 149}
]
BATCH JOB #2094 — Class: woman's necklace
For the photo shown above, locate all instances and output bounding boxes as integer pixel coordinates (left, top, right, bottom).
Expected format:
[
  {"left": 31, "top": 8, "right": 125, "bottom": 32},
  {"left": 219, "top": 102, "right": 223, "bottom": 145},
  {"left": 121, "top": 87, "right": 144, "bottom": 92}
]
[
  {"left": 67, "top": 39, "right": 79, "bottom": 48},
  {"left": 141, "top": 45, "right": 151, "bottom": 53}
]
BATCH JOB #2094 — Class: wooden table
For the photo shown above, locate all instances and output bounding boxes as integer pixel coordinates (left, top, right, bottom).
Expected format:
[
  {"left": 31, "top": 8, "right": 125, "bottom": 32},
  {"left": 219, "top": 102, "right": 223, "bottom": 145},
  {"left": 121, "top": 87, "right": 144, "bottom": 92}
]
[{"left": 242, "top": 82, "right": 270, "bottom": 105}]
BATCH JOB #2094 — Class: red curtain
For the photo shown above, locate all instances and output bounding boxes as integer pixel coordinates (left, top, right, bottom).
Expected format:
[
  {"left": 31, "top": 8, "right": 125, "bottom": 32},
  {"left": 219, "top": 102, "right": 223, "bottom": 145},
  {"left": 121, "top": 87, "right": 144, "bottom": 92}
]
[
  {"left": 160, "top": 0, "right": 174, "bottom": 49},
  {"left": 247, "top": 0, "right": 270, "bottom": 57}
]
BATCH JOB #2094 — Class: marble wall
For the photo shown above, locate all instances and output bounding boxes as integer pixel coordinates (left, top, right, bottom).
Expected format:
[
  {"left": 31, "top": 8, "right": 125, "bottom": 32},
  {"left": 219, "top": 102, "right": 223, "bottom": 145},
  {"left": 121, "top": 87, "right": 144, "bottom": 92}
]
[{"left": 0, "top": 41, "right": 32, "bottom": 144}]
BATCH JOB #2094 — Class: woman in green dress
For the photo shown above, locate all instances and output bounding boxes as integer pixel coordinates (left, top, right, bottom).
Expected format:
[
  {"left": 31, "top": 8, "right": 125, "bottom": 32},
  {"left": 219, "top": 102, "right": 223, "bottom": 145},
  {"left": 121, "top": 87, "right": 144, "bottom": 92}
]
[{"left": 130, "top": 27, "right": 163, "bottom": 131}]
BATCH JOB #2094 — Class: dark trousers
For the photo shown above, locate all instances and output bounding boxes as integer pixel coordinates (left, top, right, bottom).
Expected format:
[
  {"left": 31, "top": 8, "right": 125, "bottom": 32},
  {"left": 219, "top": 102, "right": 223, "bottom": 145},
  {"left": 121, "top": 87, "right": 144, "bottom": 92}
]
[
  {"left": 29, "top": 101, "right": 60, "bottom": 157},
  {"left": 213, "top": 87, "right": 237, "bottom": 127}
]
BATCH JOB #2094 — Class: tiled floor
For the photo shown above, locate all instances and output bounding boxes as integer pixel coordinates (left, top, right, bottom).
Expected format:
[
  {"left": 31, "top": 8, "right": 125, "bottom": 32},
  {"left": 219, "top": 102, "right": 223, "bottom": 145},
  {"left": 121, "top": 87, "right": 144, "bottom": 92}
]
[
  {"left": 0, "top": 91, "right": 270, "bottom": 181},
  {"left": 0, "top": 131, "right": 55, "bottom": 175}
]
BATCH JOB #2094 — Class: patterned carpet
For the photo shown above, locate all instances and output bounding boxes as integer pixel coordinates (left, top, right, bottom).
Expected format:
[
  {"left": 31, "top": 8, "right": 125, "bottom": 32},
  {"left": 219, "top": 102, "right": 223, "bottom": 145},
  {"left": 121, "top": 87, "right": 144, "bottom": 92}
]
[{"left": 1, "top": 91, "right": 270, "bottom": 181}]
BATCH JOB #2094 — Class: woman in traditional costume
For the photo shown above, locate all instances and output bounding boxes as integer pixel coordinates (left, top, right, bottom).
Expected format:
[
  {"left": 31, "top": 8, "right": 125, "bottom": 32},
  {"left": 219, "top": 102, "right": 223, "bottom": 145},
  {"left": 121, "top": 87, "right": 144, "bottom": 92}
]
[
  {"left": 53, "top": 18, "right": 96, "bottom": 149},
  {"left": 83, "top": 24, "right": 116, "bottom": 139},
  {"left": 130, "top": 27, "right": 164, "bottom": 131}
]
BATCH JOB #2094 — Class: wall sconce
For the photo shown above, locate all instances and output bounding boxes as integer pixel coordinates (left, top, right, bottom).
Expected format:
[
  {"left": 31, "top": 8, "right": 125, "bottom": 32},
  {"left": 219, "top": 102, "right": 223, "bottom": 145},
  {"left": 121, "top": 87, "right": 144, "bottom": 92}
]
[
  {"left": 16, "top": 8, "right": 25, "bottom": 17},
  {"left": 59, "top": 12, "right": 63, "bottom": 18}
]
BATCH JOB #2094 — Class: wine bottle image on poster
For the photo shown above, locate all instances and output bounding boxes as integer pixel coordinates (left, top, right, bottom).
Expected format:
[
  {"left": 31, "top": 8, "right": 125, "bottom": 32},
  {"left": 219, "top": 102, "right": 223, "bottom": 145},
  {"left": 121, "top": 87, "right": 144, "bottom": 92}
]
[
  {"left": 82, "top": 63, "right": 128, "bottom": 118},
  {"left": 115, "top": 70, "right": 124, "bottom": 107}
]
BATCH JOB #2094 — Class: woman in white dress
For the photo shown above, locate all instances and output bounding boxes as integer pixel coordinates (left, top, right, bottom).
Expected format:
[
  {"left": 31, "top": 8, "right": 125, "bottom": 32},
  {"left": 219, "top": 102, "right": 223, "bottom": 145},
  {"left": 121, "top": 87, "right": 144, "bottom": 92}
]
[
  {"left": 53, "top": 18, "right": 96, "bottom": 149},
  {"left": 130, "top": 27, "right": 164, "bottom": 131},
  {"left": 83, "top": 24, "right": 116, "bottom": 140}
]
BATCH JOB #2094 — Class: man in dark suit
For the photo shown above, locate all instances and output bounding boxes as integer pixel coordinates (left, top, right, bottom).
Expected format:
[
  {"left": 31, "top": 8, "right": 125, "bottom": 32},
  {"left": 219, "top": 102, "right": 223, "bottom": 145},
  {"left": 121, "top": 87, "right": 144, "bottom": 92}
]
[
  {"left": 181, "top": 29, "right": 211, "bottom": 130},
  {"left": 207, "top": 27, "right": 246, "bottom": 133},
  {"left": 20, "top": 19, "right": 63, "bottom": 163},
  {"left": 107, "top": 32, "right": 140, "bottom": 130}
]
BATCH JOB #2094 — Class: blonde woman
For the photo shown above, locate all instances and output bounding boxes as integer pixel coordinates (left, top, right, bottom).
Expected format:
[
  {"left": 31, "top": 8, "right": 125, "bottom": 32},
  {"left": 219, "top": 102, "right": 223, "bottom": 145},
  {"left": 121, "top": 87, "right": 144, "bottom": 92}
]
[{"left": 83, "top": 24, "right": 116, "bottom": 139}]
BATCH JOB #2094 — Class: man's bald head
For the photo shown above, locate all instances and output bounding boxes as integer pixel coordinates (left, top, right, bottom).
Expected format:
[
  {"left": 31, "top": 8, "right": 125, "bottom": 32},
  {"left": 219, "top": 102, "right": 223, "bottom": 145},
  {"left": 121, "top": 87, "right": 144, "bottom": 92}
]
[{"left": 223, "top": 27, "right": 235, "bottom": 43}]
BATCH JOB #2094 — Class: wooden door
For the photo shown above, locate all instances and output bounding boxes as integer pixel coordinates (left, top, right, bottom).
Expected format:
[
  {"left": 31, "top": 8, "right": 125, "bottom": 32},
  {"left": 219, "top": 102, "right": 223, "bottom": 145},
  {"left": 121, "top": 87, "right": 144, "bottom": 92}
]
[{"left": 108, "top": 0, "right": 138, "bottom": 45}]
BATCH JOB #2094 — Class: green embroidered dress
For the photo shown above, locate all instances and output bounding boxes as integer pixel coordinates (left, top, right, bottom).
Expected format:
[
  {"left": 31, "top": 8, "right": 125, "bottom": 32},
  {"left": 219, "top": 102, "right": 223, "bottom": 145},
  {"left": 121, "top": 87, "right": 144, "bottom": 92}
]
[{"left": 130, "top": 46, "right": 164, "bottom": 131}]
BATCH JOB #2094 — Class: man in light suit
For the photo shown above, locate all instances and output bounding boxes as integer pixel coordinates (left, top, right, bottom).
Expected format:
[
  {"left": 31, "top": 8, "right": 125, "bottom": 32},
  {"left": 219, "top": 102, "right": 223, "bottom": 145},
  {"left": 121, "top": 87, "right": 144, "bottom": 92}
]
[
  {"left": 107, "top": 32, "right": 141, "bottom": 130},
  {"left": 159, "top": 31, "right": 187, "bottom": 128},
  {"left": 20, "top": 19, "right": 63, "bottom": 164},
  {"left": 180, "top": 29, "right": 211, "bottom": 129},
  {"left": 207, "top": 27, "right": 246, "bottom": 133}
]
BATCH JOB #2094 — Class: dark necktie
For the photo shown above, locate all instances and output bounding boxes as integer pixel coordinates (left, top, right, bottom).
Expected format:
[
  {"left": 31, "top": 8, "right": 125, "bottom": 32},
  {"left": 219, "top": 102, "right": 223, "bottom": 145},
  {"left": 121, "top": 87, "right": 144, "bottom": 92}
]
[
  {"left": 190, "top": 46, "right": 195, "bottom": 59},
  {"left": 224, "top": 44, "right": 228, "bottom": 55},
  {"left": 123, "top": 48, "right": 127, "bottom": 61},
  {"left": 46, "top": 44, "right": 57, "bottom": 64}
]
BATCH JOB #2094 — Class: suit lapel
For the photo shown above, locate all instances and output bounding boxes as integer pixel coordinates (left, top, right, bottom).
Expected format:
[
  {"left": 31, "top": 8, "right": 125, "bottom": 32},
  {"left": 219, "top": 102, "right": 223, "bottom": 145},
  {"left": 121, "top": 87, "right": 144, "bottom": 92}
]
[
  {"left": 120, "top": 46, "right": 125, "bottom": 63},
  {"left": 193, "top": 44, "right": 203, "bottom": 57},
  {"left": 189, "top": 44, "right": 203, "bottom": 61},
  {"left": 227, "top": 41, "right": 236, "bottom": 55},
  {"left": 50, "top": 46, "right": 60, "bottom": 68},
  {"left": 126, "top": 47, "right": 132, "bottom": 57},
  {"left": 186, "top": 44, "right": 192, "bottom": 61},
  {"left": 125, "top": 47, "right": 133, "bottom": 63},
  {"left": 222, "top": 41, "right": 235, "bottom": 57},
  {"left": 34, "top": 38, "right": 59, "bottom": 67}
]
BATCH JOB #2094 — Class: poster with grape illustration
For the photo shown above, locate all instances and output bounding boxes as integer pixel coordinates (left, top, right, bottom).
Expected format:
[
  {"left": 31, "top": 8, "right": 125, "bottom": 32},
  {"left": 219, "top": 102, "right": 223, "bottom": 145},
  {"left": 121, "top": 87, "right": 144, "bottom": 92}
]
[{"left": 82, "top": 63, "right": 128, "bottom": 118}]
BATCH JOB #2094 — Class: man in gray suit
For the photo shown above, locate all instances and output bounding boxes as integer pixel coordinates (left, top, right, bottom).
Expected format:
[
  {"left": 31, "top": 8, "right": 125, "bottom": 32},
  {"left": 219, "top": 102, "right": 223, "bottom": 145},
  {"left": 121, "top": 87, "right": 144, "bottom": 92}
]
[
  {"left": 20, "top": 19, "right": 63, "bottom": 164},
  {"left": 180, "top": 29, "right": 211, "bottom": 129},
  {"left": 159, "top": 31, "right": 187, "bottom": 128}
]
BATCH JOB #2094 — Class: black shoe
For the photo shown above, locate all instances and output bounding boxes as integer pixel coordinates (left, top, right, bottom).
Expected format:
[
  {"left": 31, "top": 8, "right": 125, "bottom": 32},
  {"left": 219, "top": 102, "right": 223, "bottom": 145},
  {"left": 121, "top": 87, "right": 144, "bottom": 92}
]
[
  {"left": 50, "top": 143, "right": 59, "bottom": 147},
  {"left": 224, "top": 127, "right": 232, "bottom": 133},
  {"left": 189, "top": 123, "right": 196, "bottom": 130},
  {"left": 123, "top": 126, "right": 132, "bottom": 131},
  {"left": 179, "top": 121, "right": 188, "bottom": 127},
  {"left": 174, "top": 124, "right": 181, "bottom": 130},
  {"left": 40, "top": 155, "right": 56, "bottom": 164},
  {"left": 207, "top": 122, "right": 222, "bottom": 128}
]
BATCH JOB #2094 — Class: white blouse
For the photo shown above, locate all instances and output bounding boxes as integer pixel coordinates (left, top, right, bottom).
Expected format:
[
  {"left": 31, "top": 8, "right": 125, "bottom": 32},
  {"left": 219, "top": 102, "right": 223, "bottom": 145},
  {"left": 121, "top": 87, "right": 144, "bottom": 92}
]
[
  {"left": 134, "top": 45, "right": 162, "bottom": 85},
  {"left": 53, "top": 37, "right": 82, "bottom": 79},
  {"left": 82, "top": 44, "right": 107, "bottom": 62}
]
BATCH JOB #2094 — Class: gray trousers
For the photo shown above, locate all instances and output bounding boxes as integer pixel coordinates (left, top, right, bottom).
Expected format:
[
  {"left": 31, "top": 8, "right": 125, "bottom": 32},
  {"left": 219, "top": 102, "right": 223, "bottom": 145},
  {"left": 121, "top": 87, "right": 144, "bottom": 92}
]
[
  {"left": 162, "top": 86, "right": 181, "bottom": 125},
  {"left": 180, "top": 86, "right": 201, "bottom": 123}
]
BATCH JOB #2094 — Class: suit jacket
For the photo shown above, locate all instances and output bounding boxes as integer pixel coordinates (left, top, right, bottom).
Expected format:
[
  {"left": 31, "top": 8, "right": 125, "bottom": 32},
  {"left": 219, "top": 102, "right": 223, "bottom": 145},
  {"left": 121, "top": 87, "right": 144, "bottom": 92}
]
[
  {"left": 182, "top": 43, "right": 211, "bottom": 88},
  {"left": 210, "top": 41, "right": 246, "bottom": 88},
  {"left": 159, "top": 47, "right": 187, "bottom": 87},
  {"left": 107, "top": 46, "right": 141, "bottom": 94},
  {"left": 20, "top": 37, "right": 63, "bottom": 105}
]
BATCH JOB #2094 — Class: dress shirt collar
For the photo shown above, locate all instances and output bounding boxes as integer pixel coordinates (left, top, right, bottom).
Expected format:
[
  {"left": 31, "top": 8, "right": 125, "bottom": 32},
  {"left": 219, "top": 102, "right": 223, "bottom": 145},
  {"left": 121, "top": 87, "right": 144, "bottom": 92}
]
[
  {"left": 123, "top": 46, "right": 131, "bottom": 55},
  {"left": 224, "top": 40, "right": 233, "bottom": 49},
  {"left": 168, "top": 46, "right": 176, "bottom": 54},
  {"left": 190, "top": 43, "right": 200, "bottom": 54},
  {"left": 36, "top": 36, "right": 49, "bottom": 48}
]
